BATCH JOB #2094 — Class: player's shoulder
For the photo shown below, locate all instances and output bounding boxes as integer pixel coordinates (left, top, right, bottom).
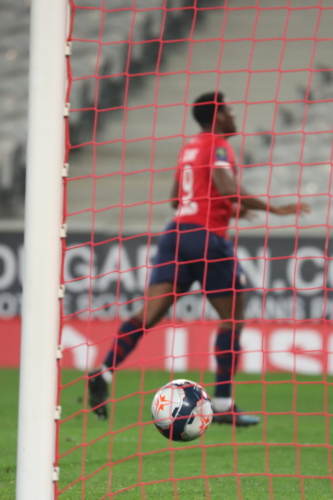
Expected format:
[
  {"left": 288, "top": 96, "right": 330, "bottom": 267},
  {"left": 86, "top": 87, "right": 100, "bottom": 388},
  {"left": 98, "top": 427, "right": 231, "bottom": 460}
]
[
  {"left": 186, "top": 134, "right": 206, "bottom": 149},
  {"left": 180, "top": 134, "right": 235, "bottom": 167},
  {"left": 199, "top": 133, "right": 232, "bottom": 151},
  {"left": 213, "top": 137, "right": 235, "bottom": 168},
  {"left": 179, "top": 134, "right": 206, "bottom": 163},
  {"left": 178, "top": 136, "right": 199, "bottom": 164},
  {"left": 215, "top": 136, "right": 233, "bottom": 154}
]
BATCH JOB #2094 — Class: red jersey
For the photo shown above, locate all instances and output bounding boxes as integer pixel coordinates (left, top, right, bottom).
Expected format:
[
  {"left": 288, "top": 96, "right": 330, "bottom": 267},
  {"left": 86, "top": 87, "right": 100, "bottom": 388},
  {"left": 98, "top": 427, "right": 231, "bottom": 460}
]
[{"left": 174, "top": 133, "right": 238, "bottom": 238}]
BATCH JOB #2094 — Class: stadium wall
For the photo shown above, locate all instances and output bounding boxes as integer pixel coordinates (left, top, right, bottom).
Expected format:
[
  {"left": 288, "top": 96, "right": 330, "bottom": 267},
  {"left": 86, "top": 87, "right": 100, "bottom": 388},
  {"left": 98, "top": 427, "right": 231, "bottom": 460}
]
[{"left": 1, "top": 231, "right": 332, "bottom": 373}]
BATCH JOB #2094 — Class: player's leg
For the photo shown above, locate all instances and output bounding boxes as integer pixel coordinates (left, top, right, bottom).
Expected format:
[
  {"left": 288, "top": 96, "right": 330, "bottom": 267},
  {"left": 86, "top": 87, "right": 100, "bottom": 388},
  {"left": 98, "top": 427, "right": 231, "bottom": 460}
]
[
  {"left": 208, "top": 292, "right": 260, "bottom": 426},
  {"left": 192, "top": 230, "right": 260, "bottom": 427},
  {"left": 135, "top": 283, "right": 181, "bottom": 328},
  {"left": 89, "top": 282, "right": 179, "bottom": 419},
  {"left": 100, "top": 221, "right": 189, "bottom": 373},
  {"left": 208, "top": 291, "right": 244, "bottom": 408},
  {"left": 89, "top": 221, "right": 192, "bottom": 419},
  {"left": 103, "top": 282, "right": 180, "bottom": 370}
]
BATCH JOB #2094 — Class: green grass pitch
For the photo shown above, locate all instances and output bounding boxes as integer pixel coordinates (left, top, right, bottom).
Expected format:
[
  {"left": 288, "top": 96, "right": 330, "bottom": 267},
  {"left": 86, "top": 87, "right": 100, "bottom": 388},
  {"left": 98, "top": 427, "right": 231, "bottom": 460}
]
[{"left": 1, "top": 369, "right": 333, "bottom": 500}]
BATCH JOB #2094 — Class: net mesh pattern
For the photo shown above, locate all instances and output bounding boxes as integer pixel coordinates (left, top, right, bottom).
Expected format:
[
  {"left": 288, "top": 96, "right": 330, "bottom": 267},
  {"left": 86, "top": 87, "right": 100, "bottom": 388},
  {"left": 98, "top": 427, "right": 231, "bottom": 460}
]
[{"left": 56, "top": 1, "right": 333, "bottom": 499}]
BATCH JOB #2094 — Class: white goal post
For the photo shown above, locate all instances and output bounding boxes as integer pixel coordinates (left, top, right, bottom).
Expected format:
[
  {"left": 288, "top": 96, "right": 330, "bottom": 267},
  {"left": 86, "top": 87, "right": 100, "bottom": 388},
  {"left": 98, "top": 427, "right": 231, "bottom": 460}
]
[{"left": 16, "top": 0, "right": 68, "bottom": 499}]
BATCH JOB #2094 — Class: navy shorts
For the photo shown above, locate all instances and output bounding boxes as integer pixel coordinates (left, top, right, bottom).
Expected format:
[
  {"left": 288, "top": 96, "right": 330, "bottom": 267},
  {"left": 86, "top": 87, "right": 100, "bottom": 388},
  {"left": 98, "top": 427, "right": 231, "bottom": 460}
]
[{"left": 149, "top": 222, "right": 245, "bottom": 297}]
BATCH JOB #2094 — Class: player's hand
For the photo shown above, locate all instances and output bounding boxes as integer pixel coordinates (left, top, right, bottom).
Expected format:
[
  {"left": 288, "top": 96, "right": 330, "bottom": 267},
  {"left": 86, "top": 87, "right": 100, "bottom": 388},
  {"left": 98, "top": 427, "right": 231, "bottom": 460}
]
[
  {"left": 239, "top": 207, "right": 257, "bottom": 221},
  {"left": 272, "top": 203, "right": 311, "bottom": 216}
]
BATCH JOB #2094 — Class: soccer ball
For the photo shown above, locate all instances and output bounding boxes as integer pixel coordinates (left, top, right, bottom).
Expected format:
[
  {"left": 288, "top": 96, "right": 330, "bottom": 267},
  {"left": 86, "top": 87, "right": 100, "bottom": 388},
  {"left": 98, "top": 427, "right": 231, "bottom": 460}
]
[{"left": 151, "top": 379, "right": 213, "bottom": 442}]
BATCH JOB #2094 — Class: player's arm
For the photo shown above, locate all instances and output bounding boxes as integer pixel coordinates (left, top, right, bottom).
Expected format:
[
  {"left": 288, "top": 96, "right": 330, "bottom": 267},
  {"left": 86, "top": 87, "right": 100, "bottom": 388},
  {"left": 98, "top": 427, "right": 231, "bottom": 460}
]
[
  {"left": 170, "top": 179, "right": 179, "bottom": 209},
  {"left": 232, "top": 204, "right": 257, "bottom": 220},
  {"left": 213, "top": 167, "right": 310, "bottom": 215}
]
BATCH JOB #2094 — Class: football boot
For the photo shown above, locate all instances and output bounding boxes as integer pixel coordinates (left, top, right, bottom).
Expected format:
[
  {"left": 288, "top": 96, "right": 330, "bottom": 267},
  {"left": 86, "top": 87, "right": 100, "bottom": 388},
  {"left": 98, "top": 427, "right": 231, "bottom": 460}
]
[
  {"left": 88, "top": 369, "right": 109, "bottom": 420},
  {"left": 212, "top": 404, "right": 260, "bottom": 427}
]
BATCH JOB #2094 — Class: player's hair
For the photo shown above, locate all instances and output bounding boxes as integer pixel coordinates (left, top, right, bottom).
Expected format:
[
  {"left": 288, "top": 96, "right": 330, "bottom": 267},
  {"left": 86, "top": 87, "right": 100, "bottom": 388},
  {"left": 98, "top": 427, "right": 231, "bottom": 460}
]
[{"left": 192, "top": 91, "right": 226, "bottom": 127}]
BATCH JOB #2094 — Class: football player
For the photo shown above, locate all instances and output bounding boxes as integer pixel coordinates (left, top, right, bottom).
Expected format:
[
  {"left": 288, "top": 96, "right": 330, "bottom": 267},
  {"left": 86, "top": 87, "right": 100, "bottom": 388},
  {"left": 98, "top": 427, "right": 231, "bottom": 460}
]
[{"left": 89, "top": 91, "right": 310, "bottom": 425}]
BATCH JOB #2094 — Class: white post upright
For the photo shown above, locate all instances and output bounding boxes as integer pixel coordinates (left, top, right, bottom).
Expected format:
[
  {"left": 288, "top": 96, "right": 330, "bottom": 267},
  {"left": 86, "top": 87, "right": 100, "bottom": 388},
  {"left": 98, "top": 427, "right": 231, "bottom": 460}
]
[{"left": 16, "top": 0, "right": 68, "bottom": 499}]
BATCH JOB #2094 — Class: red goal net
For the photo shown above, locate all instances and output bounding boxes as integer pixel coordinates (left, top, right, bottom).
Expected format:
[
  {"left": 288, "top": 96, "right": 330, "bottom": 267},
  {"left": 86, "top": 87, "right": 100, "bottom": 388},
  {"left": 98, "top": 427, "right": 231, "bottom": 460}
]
[{"left": 56, "top": 1, "right": 333, "bottom": 499}]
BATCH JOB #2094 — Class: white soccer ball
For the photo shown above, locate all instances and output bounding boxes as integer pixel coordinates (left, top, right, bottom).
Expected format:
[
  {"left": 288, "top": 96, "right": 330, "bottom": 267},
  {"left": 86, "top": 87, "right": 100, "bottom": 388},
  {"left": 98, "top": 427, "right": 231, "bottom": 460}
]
[{"left": 151, "top": 379, "right": 213, "bottom": 442}]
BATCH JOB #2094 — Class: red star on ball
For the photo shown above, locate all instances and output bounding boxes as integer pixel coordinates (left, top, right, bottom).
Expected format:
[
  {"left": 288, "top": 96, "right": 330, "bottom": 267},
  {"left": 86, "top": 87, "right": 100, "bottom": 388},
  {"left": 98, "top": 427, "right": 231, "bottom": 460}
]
[
  {"left": 199, "top": 416, "right": 211, "bottom": 432},
  {"left": 155, "top": 394, "right": 172, "bottom": 415}
]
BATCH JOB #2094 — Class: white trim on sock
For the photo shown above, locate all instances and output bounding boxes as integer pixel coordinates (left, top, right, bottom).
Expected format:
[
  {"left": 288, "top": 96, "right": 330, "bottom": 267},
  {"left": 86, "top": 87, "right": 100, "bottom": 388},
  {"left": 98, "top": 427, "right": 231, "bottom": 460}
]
[
  {"left": 100, "top": 364, "right": 113, "bottom": 384},
  {"left": 213, "top": 397, "right": 233, "bottom": 412}
]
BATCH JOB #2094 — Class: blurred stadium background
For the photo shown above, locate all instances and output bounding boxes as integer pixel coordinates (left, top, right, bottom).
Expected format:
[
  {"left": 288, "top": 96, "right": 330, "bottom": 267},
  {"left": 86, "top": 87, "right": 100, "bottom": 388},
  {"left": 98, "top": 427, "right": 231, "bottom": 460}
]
[
  {"left": 1, "top": 0, "right": 332, "bottom": 232},
  {"left": 0, "top": 0, "right": 332, "bottom": 362}
]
